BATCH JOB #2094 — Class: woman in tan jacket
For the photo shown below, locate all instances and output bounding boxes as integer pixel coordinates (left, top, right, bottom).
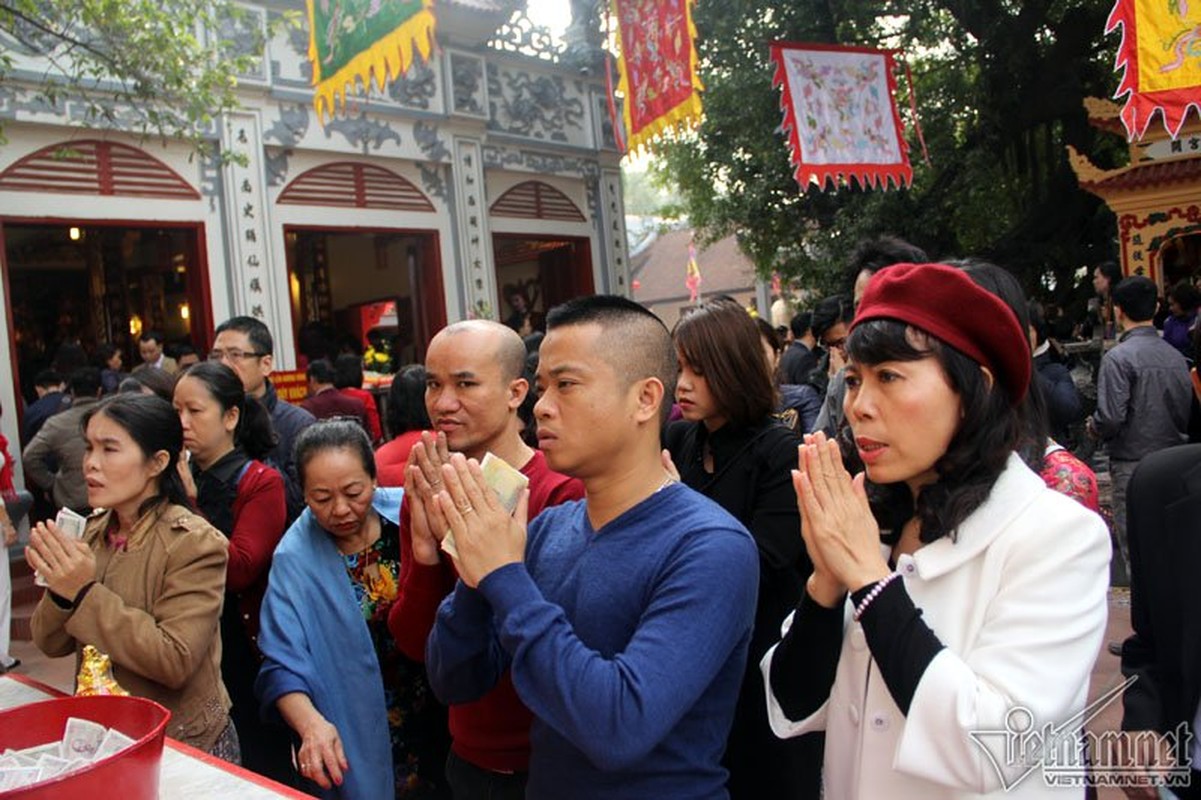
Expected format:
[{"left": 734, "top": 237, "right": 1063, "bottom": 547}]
[{"left": 27, "top": 393, "right": 237, "bottom": 760}]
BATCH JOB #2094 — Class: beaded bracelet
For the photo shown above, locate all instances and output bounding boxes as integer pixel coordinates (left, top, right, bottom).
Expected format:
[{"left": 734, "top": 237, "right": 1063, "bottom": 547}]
[{"left": 852, "top": 572, "right": 902, "bottom": 622}]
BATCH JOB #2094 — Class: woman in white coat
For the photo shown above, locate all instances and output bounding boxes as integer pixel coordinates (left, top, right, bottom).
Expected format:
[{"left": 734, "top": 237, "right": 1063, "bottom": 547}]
[{"left": 762, "top": 262, "right": 1110, "bottom": 799}]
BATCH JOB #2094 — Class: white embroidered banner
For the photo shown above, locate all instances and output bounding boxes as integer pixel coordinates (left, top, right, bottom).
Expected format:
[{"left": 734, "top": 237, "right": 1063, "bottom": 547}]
[{"left": 771, "top": 42, "right": 913, "bottom": 191}]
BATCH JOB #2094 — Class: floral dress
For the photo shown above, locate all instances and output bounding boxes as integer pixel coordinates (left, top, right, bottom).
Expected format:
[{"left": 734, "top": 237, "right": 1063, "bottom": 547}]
[
  {"left": 343, "top": 517, "right": 449, "bottom": 798},
  {"left": 1040, "top": 442, "right": 1101, "bottom": 514}
]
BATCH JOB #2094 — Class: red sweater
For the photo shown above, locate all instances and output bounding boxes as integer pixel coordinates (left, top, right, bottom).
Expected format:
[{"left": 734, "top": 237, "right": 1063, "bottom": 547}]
[
  {"left": 228, "top": 462, "right": 287, "bottom": 645},
  {"left": 387, "top": 449, "right": 584, "bottom": 772},
  {"left": 340, "top": 387, "right": 382, "bottom": 442},
  {"left": 375, "top": 430, "right": 426, "bottom": 488}
]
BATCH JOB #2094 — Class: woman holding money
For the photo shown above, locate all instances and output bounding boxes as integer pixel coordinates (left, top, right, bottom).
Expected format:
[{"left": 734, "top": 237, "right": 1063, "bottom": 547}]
[
  {"left": 173, "top": 362, "right": 292, "bottom": 783},
  {"left": 256, "top": 419, "right": 446, "bottom": 799},
  {"left": 762, "top": 263, "right": 1110, "bottom": 798},
  {"left": 27, "top": 393, "right": 237, "bottom": 759}
]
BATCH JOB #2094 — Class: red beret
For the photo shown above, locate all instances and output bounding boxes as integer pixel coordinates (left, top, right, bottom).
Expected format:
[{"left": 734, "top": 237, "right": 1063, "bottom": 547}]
[{"left": 851, "top": 262, "right": 1031, "bottom": 405}]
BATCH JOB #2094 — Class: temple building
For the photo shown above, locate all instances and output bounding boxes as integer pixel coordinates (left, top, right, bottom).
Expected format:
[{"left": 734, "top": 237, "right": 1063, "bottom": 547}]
[
  {"left": 1069, "top": 97, "right": 1201, "bottom": 289},
  {"left": 0, "top": 1, "right": 629, "bottom": 448}
]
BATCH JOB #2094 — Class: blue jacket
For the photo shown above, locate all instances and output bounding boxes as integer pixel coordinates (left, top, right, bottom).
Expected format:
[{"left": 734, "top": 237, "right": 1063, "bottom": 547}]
[
  {"left": 260, "top": 379, "right": 315, "bottom": 522},
  {"left": 256, "top": 487, "right": 403, "bottom": 800},
  {"left": 426, "top": 483, "right": 759, "bottom": 798}
]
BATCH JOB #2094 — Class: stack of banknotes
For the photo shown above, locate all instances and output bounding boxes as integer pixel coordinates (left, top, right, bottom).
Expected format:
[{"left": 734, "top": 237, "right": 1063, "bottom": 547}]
[
  {"left": 0, "top": 716, "right": 135, "bottom": 790},
  {"left": 33, "top": 507, "right": 87, "bottom": 588},
  {"left": 441, "top": 452, "right": 529, "bottom": 560}
]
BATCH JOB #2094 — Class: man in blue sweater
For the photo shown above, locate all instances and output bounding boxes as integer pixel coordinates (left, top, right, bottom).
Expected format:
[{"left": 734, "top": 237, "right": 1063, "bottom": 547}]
[{"left": 425, "top": 295, "right": 759, "bottom": 798}]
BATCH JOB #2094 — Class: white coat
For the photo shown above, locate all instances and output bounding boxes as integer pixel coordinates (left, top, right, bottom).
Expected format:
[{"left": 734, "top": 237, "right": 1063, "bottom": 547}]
[{"left": 762, "top": 453, "right": 1110, "bottom": 799}]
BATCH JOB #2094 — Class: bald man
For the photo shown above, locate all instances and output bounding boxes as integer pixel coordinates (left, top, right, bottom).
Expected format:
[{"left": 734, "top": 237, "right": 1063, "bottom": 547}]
[
  {"left": 386, "top": 320, "right": 582, "bottom": 799},
  {"left": 425, "top": 297, "right": 758, "bottom": 798}
]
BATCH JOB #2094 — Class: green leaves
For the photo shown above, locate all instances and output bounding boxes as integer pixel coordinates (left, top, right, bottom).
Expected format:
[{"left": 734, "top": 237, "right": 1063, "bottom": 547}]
[
  {"left": 652, "top": 0, "right": 1116, "bottom": 301},
  {"left": 0, "top": 0, "right": 298, "bottom": 160}
]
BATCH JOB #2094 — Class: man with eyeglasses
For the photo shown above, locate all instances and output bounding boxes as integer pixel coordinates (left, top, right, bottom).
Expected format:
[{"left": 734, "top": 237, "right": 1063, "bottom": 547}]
[
  {"left": 211, "top": 316, "right": 315, "bottom": 521},
  {"left": 812, "top": 236, "right": 929, "bottom": 437}
]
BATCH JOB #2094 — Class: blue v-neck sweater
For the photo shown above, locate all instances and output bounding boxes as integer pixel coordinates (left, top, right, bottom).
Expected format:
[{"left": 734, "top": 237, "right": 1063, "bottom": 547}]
[{"left": 427, "top": 482, "right": 759, "bottom": 799}]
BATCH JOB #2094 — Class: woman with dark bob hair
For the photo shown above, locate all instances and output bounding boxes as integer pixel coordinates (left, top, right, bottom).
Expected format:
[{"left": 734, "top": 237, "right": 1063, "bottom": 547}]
[
  {"left": 375, "top": 364, "right": 431, "bottom": 488},
  {"left": 257, "top": 420, "right": 446, "bottom": 798},
  {"left": 763, "top": 263, "right": 1110, "bottom": 798},
  {"left": 28, "top": 394, "right": 237, "bottom": 759},
  {"left": 173, "top": 362, "right": 293, "bottom": 783},
  {"left": 664, "top": 298, "right": 817, "bottom": 798}
]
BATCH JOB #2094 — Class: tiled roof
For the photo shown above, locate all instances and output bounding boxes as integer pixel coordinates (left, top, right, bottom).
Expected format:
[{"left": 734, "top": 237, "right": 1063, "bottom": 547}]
[
  {"left": 1078, "top": 156, "right": 1201, "bottom": 192},
  {"left": 630, "top": 228, "right": 757, "bottom": 307}
]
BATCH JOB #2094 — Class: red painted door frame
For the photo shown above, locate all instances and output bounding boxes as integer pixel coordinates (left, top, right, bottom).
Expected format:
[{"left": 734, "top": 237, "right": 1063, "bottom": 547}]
[
  {"left": 0, "top": 217, "right": 213, "bottom": 424},
  {"left": 282, "top": 224, "right": 446, "bottom": 365}
]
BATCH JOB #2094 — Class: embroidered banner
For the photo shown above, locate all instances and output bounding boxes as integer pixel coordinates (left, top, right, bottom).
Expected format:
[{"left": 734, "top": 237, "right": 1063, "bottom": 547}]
[
  {"left": 1107, "top": 0, "right": 1201, "bottom": 139},
  {"left": 613, "top": 0, "right": 704, "bottom": 154},
  {"left": 306, "top": 0, "right": 437, "bottom": 121},
  {"left": 770, "top": 42, "right": 912, "bottom": 191}
]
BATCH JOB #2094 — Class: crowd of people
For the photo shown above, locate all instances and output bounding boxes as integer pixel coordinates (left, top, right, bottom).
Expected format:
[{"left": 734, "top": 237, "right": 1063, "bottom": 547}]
[{"left": 1, "top": 236, "right": 1200, "bottom": 800}]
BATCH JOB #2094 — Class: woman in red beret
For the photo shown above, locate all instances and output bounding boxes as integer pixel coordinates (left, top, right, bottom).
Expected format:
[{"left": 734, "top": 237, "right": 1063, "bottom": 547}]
[{"left": 762, "top": 262, "right": 1111, "bottom": 799}]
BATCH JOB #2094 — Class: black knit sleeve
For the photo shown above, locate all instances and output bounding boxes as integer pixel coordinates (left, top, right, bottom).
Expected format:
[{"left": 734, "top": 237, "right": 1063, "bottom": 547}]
[
  {"left": 850, "top": 579, "right": 945, "bottom": 715},
  {"left": 768, "top": 588, "right": 846, "bottom": 721}
]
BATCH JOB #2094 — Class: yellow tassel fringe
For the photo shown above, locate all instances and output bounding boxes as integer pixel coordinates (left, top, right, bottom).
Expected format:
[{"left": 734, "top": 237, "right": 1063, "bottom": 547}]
[
  {"left": 612, "top": 0, "right": 705, "bottom": 156},
  {"left": 307, "top": 1, "right": 437, "bottom": 122}
]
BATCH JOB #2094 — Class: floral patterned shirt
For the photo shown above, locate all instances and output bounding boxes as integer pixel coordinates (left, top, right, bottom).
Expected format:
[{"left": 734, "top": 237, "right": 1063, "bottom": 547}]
[
  {"left": 343, "top": 517, "right": 449, "bottom": 797},
  {"left": 1040, "top": 444, "right": 1101, "bottom": 514}
]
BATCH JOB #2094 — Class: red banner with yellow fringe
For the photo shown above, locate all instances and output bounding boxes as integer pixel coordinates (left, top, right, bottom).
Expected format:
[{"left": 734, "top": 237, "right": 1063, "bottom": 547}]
[
  {"left": 1107, "top": 0, "right": 1201, "bottom": 140},
  {"left": 306, "top": 0, "right": 437, "bottom": 122},
  {"left": 612, "top": 0, "right": 703, "bottom": 155}
]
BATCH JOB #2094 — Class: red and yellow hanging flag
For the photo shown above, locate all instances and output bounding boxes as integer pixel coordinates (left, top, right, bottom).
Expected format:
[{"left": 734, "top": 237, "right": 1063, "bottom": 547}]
[
  {"left": 612, "top": 0, "right": 704, "bottom": 155},
  {"left": 685, "top": 240, "right": 703, "bottom": 304},
  {"left": 1107, "top": 0, "right": 1201, "bottom": 140},
  {"left": 770, "top": 42, "right": 912, "bottom": 191},
  {"left": 306, "top": 0, "right": 437, "bottom": 122}
]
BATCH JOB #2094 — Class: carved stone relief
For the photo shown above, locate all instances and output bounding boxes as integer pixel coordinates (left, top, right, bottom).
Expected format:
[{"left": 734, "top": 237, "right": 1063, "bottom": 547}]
[
  {"left": 413, "top": 121, "right": 450, "bottom": 162},
  {"left": 321, "top": 113, "right": 402, "bottom": 154},
  {"left": 270, "top": 9, "right": 313, "bottom": 84},
  {"left": 262, "top": 102, "right": 310, "bottom": 146},
  {"left": 418, "top": 163, "right": 447, "bottom": 202},
  {"left": 385, "top": 59, "right": 438, "bottom": 110},
  {"left": 263, "top": 148, "right": 292, "bottom": 187},
  {"left": 199, "top": 154, "right": 222, "bottom": 201},
  {"left": 481, "top": 145, "right": 600, "bottom": 180},
  {"left": 486, "top": 63, "right": 586, "bottom": 144},
  {"left": 0, "top": 84, "right": 59, "bottom": 119},
  {"left": 218, "top": 4, "right": 268, "bottom": 83},
  {"left": 592, "top": 91, "right": 620, "bottom": 151},
  {"left": 450, "top": 52, "right": 487, "bottom": 117}
]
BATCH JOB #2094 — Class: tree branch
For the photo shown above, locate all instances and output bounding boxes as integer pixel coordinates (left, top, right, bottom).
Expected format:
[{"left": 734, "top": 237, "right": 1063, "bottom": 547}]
[{"left": 0, "top": 2, "right": 126, "bottom": 77}]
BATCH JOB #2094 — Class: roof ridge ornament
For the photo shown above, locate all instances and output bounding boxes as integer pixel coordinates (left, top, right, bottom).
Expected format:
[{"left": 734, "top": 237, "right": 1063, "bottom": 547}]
[{"left": 488, "top": 7, "right": 561, "bottom": 63}]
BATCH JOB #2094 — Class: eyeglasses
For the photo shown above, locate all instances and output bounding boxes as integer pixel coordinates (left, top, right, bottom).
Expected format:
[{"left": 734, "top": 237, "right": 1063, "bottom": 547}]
[
  {"left": 208, "top": 349, "right": 265, "bottom": 362},
  {"left": 823, "top": 337, "right": 848, "bottom": 351}
]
